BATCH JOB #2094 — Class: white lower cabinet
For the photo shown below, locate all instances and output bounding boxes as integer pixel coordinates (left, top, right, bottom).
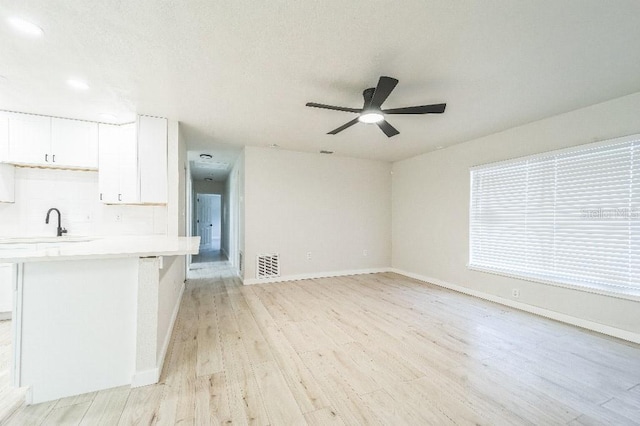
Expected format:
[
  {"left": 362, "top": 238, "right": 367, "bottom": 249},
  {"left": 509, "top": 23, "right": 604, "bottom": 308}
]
[{"left": 0, "top": 263, "right": 14, "bottom": 317}]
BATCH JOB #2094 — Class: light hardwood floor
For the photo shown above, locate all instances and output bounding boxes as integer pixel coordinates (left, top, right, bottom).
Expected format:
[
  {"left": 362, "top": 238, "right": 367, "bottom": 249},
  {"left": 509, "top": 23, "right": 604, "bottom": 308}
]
[
  {"left": 3, "top": 266, "right": 640, "bottom": 425},
  {"left": 0, "top": 320, "right": 26, "bottom": 424}
]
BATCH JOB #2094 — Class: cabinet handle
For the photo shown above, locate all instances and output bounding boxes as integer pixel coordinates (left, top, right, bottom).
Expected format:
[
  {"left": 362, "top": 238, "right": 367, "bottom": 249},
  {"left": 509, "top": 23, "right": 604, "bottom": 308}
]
[
  {"left": 100, "top": 193, "right": 103, "bottom": 201},
  {"left": 52, "top": 154, "right": 56, "bottom": 162},
  {"left": 45, "top": 154, "right": 48, "bottom": 162},
  {"left": 118, "top": 194, "right": 122, "bottom": 201}
]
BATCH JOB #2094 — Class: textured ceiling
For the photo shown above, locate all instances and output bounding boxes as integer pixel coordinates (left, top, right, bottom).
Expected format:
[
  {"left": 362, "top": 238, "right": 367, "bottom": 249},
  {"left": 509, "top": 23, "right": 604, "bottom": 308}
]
[{"left": 1, "top": 0, "right": 640, "bottom": 163}]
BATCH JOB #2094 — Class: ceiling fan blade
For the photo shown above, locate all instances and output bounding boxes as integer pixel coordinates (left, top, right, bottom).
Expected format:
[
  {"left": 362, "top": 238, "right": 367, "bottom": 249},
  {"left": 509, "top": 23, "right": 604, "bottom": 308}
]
[
  {"left": 377, "top": 120, "right": 400, "bottom": 137},
  {"left": 306, "top": 102, "right": 362, "bottom": 113},
  {"left": 369, "top": 76, "right": 399, "bottom": 109},
  {"left": 382, "top": 103, "right": 447, "bottom": 114},
  {"left": 328, "top": 117, "right": 360, "bottom": 135}
]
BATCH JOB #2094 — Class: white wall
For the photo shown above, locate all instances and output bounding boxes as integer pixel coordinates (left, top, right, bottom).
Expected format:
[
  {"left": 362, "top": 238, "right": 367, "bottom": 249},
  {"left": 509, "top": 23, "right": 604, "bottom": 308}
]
[
  {"left": 392, "top": 92, "right": 640, "bottom": 336},
  {"left": 243, "top": 147, "right": 391, "bottom": 282},
  {"left": 157, "top": 121, "right": 186, "bottom": 364},
  {"left": 226, "top": 150, "right": 244, "bottom": 275},
  {"left": 0, "top": 167, "right": 166, "bottom": 237},
  {"left": 157, "top": 255, "right": 184, "bottom": 364}
]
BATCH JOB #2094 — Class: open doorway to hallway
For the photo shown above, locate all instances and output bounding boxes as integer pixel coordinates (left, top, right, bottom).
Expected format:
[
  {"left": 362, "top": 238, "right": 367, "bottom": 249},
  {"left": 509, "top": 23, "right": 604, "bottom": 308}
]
[
  {"left": 193, "top": 193, "right": 225, "bottom": 264},
  {"left": 186, "top": 147, "right": 242, "bottom": 276}
]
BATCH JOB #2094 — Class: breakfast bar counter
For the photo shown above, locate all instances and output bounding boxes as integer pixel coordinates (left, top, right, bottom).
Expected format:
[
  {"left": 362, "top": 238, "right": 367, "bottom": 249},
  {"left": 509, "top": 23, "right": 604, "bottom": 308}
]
[{"left": 1, "top": 235, "right": 200, "bottom": 404}]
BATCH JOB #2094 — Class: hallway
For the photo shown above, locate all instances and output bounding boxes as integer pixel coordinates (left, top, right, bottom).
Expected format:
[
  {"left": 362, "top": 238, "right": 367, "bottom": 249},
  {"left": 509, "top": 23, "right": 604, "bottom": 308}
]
[{"left": 191, "top": 248, "right": 227, "bottom": 265}]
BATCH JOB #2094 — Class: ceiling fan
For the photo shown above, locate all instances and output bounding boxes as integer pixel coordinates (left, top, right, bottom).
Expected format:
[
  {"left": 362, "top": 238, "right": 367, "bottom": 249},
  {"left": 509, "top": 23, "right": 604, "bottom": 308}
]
[{"left": 306, "top": 76, "right": 446, "bottom": 138}]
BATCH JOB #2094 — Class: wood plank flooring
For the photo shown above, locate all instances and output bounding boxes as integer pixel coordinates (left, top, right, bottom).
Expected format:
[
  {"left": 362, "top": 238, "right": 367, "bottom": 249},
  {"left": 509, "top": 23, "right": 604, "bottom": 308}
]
[
  {"left": 0, "top": 319, "right": 26, "bottom": 424},
  {"left": 3, "top": 266, "right": 640, "bottom": 425}
]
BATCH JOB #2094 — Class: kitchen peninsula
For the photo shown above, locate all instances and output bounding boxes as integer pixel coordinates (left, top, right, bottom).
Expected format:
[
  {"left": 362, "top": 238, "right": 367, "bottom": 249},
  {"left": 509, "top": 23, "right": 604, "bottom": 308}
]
[{"left": 0, "top": 235, "right": 199, "bottom": 404}]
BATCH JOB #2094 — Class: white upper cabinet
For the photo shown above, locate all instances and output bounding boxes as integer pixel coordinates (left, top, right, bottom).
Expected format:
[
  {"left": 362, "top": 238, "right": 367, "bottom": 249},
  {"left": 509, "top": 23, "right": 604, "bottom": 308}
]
[
  {"left": 118, "top": 123, "right": 140, "bottom": 204},
  {"left": 5, "top": 112, "right": 50, "bottom": 165},
  {"left": 0, "top": 113, "right": 10, "bottom": 161},
  {"left": 98, "top": 123, "right": 139, "bottom": 204},
  {"left": 137, "top": 116, "right": 167, "bottom": 204},
  {"left": 0, "top": 111, "right": 99, "bottom": 169},
  {"left": 51, "top": 118, "right": 99, "bottom": 168},
  {"left": 97, "top": 116, "right": 167, "bottom": 205},
  {"left": 0, "top": 163, "right": 14, "bottom": 203}
]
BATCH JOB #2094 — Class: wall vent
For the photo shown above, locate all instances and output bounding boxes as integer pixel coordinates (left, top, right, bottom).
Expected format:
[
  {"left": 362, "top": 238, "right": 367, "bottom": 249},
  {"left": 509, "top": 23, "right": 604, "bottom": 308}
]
[{"left": 256, "top": 253, "right": 280, "bottom": 279}]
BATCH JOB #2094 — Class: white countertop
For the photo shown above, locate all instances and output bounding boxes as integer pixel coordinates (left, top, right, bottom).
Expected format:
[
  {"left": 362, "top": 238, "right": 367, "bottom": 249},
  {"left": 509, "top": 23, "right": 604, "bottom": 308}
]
[{"left": 0, "top": 235, "right": 200, "bottom": 263}]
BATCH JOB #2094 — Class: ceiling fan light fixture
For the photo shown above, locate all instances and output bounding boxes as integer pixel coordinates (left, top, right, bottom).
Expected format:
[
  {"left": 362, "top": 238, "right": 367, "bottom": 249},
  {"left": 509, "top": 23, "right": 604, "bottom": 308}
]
[{"left": 358, "top": 112, "right": 384, "bottom": 124}]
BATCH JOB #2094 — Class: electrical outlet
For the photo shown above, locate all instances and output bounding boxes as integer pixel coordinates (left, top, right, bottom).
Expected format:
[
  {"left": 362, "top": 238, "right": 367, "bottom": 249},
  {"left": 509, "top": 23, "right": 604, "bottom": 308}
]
[
  {"left": 306, "top": 252, "right": 312, "bottom": 260},
  {"left": 512, "top": 288, "right": 520, "bottom": 298},
  {"left": 363, "top": 249, "right": 368, "bottom": 257},
  {"left": 115, "top": 214, "right": 122, "bottom": 223}
]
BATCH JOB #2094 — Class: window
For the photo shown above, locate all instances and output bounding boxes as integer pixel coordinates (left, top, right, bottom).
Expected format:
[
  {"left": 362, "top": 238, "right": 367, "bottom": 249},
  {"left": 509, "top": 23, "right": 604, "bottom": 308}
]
[{"left": 469, "top": 135, "right": 640, "bottom": 297}]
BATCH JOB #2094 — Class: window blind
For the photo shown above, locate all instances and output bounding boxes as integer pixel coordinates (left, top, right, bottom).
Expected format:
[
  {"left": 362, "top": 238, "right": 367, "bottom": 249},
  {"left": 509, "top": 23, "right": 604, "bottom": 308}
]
[{"left": 470, "top": 135, "right": 640, "bottom": 294}]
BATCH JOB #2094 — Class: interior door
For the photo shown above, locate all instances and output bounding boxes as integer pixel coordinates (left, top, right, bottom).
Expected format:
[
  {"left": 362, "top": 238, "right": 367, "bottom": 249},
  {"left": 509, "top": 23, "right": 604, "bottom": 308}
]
[{"left": 196, "top": 194, "right": 213, "bottom": 249}]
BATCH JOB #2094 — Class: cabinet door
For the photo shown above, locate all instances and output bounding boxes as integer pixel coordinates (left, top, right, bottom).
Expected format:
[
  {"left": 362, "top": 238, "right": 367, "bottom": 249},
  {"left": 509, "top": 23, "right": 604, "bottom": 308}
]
[
  {"left": 138, "top": 116, "right": 167, "bottom": 204},
  {"left": 117, "top": 123, "right": 139, "bottom": 204},
  {"left": 0, "top": 163, "right": 14, "bottom": 203},
  {"left": 0, "top": 112, "right": 9, "bottom": 161},
  {"left": 51, "top": 118, "right": 99, "bottom": 169},
  {"left": 98, "top": 124, "right": 121, "bottom": 203},
  {"left": 7, "top": 113, "right": 51, "bottom": 165}
]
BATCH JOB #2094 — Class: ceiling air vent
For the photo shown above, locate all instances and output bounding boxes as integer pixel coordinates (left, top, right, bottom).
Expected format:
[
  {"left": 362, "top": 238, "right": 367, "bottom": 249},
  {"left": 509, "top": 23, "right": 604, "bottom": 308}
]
[{"left": 256, "top": 253, "right": 280, "bottom": 279}]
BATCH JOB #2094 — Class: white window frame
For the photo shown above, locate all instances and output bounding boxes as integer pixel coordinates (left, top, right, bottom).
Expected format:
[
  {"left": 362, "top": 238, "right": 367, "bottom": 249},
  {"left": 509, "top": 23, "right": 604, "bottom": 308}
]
[{"left": 468, "top": 134, "right": 640, "bottom": 302}]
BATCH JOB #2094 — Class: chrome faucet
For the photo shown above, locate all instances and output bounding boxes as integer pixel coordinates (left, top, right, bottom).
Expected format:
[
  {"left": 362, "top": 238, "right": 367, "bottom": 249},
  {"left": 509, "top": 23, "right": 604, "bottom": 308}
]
[{"left": 45, "top": 208, "right": 67, "bottom": 237}]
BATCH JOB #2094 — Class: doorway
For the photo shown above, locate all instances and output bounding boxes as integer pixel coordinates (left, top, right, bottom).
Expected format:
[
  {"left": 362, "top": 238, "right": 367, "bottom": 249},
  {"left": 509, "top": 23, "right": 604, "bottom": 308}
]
[{"left": 193, "top": 194, "right": 225, "bottom": 263}]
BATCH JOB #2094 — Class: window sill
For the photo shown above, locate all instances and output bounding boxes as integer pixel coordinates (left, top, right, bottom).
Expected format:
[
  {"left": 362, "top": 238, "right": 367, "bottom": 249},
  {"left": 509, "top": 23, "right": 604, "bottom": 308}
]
[{"left": 467, "top": 264, "right": 640, "bottom": 302}]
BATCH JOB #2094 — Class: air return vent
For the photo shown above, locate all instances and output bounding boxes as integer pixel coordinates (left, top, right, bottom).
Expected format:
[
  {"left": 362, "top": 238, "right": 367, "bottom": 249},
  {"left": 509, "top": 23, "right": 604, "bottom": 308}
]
[{"left": 256, "top": 253, "right": 280, "bottom": 279}]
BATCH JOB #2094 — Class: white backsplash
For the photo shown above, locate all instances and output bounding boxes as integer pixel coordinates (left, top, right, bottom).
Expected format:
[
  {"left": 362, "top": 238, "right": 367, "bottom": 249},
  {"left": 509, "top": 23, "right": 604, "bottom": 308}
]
[{"left": 0, "top": 167, "right": 167, "bottom": 237}]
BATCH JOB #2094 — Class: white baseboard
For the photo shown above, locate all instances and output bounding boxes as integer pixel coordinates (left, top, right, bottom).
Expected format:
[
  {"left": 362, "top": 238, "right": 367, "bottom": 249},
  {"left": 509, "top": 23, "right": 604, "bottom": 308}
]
[
  {"left": 0, "top": 312, "right": 11, "bottom": 321},
  {"left": 389, "top": 268, "right": 640, "bottom": 344},
  {"left": 131, "top": 368, "right": 160, "bottom": 388},
  {"left": 243, "top": 267, "right": 391, "bottom": 285},
  {"left": 156, "top": 282, "right": 185, "bottom": 375}
]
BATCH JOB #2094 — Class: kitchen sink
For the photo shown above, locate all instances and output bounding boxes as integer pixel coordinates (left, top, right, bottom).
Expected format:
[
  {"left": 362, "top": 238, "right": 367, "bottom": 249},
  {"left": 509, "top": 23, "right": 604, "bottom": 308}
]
[{"left": 0, "top": 236, "right": 97, "bottom": 244}]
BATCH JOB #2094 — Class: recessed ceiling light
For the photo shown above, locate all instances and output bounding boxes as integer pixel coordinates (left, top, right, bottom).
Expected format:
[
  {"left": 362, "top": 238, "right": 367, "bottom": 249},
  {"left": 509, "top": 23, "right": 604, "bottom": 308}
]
[
  {"left": 99, "top": 113, "right": 117, "bottom": 121},
  {"left": 436, "top": 146, "right": 443, "bottom": 150},
  {"left": 7, "top": 17, "right": 44, "bottom": 37},
  {"left": 67, "top": 79, "right": 89, "bottom": 90},
  {"left": 358, "top": 112, "right": 384, "bottom": 124},
  {"left": 199, "top": 153, "right": 212, "bottom": 159}
]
